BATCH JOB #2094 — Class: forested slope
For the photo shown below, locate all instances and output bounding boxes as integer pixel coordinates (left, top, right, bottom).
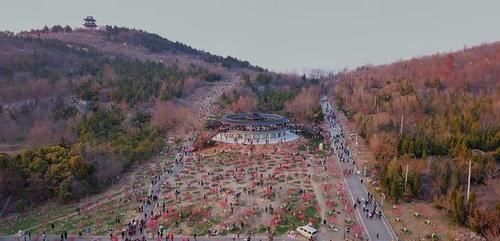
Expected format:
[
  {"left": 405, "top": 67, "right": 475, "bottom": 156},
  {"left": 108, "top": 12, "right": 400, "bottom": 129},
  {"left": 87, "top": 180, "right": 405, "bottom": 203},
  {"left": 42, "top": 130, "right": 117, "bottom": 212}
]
[
  {"left": 328, "top": 42, "right": 500, "bottom": 238},
  {"left": 0, "top": 27, "right": 264, "bottom": 213},
  {"left": 0, "top": 26, "right": 319, "bottom": 215}
]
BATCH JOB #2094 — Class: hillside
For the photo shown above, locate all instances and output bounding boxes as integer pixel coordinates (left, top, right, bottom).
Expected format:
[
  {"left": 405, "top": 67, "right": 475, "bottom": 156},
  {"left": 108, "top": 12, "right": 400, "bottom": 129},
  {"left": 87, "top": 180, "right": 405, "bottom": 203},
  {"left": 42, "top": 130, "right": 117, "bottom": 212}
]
[
  {"left": 0, "top": 26, "right": 322, "bottom": 216},
  {"left": 28, "top": 27, "right": 323, "bottom": 123},
  {"left": 21, "top": 26, "right": 262, "bottom": 75},
  {"left": 0, "top": 26, "right": 254, "bottom": 209},
  {"left": 0, "top": 21, "right": 498, "bottom": 240},
  {"left": 327, "top": 42, "right": 500, "bottom": 238}
]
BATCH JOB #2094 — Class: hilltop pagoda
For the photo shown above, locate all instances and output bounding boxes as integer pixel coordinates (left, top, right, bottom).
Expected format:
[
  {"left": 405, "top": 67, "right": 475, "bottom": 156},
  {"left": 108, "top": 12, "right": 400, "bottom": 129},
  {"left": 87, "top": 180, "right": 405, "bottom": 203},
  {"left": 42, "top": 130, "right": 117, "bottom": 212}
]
[{"left": 83, "top": 16, "right": 97, "bottom": 30}]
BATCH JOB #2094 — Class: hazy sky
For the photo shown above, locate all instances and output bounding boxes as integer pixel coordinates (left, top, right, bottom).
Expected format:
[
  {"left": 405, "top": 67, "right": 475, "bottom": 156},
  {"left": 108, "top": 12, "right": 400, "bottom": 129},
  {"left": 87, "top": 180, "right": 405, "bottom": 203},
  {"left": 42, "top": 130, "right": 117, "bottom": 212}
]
[{"left": 1, "top": 0, "right": 500, "bottom": 73}]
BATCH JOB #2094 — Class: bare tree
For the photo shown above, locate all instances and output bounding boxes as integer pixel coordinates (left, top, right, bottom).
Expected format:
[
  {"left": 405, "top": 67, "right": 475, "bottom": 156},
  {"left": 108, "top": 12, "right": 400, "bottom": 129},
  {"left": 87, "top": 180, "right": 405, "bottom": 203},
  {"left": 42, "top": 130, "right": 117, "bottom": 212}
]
[
  {"left": 151, "top": 100, "right": 196, "bottom": 136},
  {"left": 231, "top": 96, "right": 257, "bottom": 113},
  {"left": 285, "top": 86, "right": 320, "bottom": 122},
  {"left": 27, "top": 120, "right": 54, "bottom": 147}
]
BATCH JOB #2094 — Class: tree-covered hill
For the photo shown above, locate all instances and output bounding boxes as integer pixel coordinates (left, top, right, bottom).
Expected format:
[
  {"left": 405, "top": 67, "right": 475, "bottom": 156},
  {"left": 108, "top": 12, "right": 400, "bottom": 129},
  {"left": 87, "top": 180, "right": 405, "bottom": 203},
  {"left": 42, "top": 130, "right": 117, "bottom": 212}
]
[
  {"left": 21, "top": 26, "right": 264, "bottom": 73},
  {"left": 0, "top": 26, "right": 315, "bottom": 215},
  {"left": 327, "top": 42, "right": 500, "bottom": 238},
  {"left": 101, "top": 26, "right": 263, "bottom": 70},
  {"left": 0, "top": 27, "right": 267, "bottom": 212}
]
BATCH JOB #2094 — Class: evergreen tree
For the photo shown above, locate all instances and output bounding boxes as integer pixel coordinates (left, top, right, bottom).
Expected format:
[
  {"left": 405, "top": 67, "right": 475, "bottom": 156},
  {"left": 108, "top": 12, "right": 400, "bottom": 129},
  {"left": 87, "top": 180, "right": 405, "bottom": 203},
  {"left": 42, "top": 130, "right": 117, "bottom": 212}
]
[
  {"left": 63, "top": 25, "right": 72, "bottom": 32},
  {"left": 390, "top": 176, "right": 402, "bottom": 203}
]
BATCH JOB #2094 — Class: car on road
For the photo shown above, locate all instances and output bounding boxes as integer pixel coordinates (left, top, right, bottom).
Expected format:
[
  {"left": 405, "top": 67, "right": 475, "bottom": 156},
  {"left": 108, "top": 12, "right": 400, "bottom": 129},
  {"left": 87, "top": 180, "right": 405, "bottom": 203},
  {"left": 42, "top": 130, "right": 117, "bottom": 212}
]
[{"left": 296, "top": 225, "right": 317, "bottom": 240}]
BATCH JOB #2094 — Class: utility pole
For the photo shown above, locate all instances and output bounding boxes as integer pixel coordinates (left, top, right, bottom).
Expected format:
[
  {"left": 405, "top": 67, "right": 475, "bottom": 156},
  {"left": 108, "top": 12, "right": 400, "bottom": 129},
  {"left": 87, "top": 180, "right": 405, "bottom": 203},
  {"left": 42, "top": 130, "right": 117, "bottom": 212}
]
[
  {"left": 404, "top": 163, "right": 409, "bottom": 191},
  {"left": 400, "top": 114, "right": 404, "bottom": 135},
  {"left": 467, "top": 159, "right": 471, "bottom": 203}
]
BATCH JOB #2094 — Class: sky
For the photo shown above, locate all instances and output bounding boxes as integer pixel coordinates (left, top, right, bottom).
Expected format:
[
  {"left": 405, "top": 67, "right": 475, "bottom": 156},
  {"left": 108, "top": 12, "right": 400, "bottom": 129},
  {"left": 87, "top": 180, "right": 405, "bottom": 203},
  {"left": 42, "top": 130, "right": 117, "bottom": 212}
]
[{"left": 1, "top": 0, "right": 500, "bottom": 73}]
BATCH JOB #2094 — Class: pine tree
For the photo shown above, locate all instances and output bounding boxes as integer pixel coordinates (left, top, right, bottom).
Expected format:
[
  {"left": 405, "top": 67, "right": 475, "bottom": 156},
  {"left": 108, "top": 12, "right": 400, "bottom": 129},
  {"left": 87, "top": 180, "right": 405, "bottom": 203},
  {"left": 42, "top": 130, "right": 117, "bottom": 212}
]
[
  {"left": 453, "top": 188, "right": 466, "bottom": 224},
  {"left": 390, "top": 177, "right": 402, "bottom": 203}
]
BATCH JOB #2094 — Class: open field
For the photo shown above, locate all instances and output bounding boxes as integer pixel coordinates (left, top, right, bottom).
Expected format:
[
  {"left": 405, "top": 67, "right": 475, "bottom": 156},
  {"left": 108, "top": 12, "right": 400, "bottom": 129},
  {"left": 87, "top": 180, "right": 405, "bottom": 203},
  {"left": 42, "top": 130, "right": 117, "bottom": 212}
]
[
  {"left": 154, "top": 139, "right": 356, "bottom": 240},
  {"left": 1, "top": 136, "right": 367, "bottom": 241}
]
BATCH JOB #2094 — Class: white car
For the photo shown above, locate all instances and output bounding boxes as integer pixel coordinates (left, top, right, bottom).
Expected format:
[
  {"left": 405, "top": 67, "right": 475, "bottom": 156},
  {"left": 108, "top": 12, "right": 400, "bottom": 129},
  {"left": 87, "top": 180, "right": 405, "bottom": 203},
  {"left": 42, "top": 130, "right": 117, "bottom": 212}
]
[{"left": 296, "top": 225, "right": 318, "bottom": 240}]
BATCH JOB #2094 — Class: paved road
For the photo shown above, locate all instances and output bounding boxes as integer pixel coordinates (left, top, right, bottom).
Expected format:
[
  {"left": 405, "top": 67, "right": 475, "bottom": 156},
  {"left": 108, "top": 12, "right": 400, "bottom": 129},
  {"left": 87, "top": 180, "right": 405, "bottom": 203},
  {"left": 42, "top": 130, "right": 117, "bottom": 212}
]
[
  {"left": 0, "top": 234, "right": 295, "bottom": 241},
  {"left": 320, "top": 95, "right": 397, "bottom": 241}
]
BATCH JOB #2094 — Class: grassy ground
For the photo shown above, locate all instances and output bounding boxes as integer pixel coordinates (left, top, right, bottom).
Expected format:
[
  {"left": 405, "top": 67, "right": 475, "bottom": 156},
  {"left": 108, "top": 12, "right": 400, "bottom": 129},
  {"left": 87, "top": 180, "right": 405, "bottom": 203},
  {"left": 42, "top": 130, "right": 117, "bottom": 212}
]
[
  {"left": 150, "top": 139, "right": 352, "bottom": 240},
  {"left": 0, "top": 144, "right": 179, "bottom": 235},
  {"left": 1, "top": 138, "right": 356, "bottom": 241}
]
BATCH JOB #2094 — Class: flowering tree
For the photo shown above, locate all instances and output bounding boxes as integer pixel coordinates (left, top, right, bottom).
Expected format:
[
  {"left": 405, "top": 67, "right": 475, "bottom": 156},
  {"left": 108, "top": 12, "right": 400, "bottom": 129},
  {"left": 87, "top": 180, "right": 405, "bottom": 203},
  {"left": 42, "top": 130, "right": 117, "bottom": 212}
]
[
  {"left": 268, "top": 214, "right": 281, "bottom": 228},
  {"left": 328, "top": 215, "right": 337, "bottom": 224},
  {"left": 321, "top": 183, "right": 333, "bottom": 193},
  {"left": 302, "top": 192, "right": 314, "bottom": 203},
  {"left": 352, "top": 224, "right": 363, "bottom": 236},
  {"left": 296, "top": 211, "right": 305, "bottom": 222},
  {"left": 326, "top": 199, "right": 337, "bottom": 209},
  {"left": 218, "top": 199, "right": 229, "bottom": 209},
  {"left": 95, "top": 218, "right": 102, "bottom": 230},
  {"left": 185, "top": 192, "right": 192, "bottom": 201},
  {"left": 345, "top": 203, "right": 354, "bottom": 216},
  {"left": 147, "top": 218, "right": 159, "bottom": 231},
  {"left": 309, "top": 217, "right": 318, "bottom": 226},
  {"left": 242, "top": 208, "right": 254, "bottom": 219},
  {"left": 263, "top": 187, "right": 274, "bottom": 199},
  {"left": 189, "top": 206, "right": 210, "bottom": 222}
]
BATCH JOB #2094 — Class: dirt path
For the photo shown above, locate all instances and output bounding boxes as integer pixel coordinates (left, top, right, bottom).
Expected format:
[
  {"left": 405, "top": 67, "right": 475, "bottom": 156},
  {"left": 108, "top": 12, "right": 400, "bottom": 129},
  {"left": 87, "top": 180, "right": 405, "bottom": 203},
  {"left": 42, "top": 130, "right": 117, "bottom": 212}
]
[{"left": 309, "top": 176, "right": 327, "bottom": 222}]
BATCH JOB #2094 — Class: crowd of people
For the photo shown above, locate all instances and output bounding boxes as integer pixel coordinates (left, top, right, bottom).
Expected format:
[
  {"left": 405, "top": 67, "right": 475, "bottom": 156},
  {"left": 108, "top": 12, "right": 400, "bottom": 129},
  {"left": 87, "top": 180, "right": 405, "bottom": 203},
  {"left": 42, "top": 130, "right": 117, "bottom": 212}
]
[
  {"left": 21, "top": 85, "right": 349, "bottom": 241},
  {"left": 321, "top": 96, "right": 385, "bottom": 239},
  {"left": 117, "top": 144, "right": 189, "bottom": 241}
]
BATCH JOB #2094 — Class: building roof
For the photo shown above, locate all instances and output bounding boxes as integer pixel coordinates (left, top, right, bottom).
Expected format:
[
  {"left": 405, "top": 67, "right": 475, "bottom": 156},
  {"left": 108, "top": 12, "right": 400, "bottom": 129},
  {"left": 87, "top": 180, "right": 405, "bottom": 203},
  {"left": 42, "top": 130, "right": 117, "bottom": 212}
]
[
  {"left": 221, "top": 112, "right": 289, "bottom": 126},
  {"left": 84, "top": 16, "right": 96, "bottom": 22}
]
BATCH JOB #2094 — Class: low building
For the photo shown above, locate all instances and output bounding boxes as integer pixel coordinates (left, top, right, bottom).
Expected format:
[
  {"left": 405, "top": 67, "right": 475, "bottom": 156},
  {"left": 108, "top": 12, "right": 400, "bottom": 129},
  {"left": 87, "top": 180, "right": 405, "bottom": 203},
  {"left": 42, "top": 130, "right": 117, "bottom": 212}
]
[{"left": 212, "top": 112, "right": 298, "bottom": 144}]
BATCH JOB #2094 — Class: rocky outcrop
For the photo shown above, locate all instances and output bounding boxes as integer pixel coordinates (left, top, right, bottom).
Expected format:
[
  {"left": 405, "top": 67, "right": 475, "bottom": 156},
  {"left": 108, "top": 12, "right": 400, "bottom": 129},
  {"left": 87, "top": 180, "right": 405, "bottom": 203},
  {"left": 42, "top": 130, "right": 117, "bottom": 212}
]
[
  {"left": 0, "top": 99, "right": 36, "bottom": 119},
  {"left": 0, "top": 95, "right": 90, "bottom": 119},
  {"left": 454, "top": 232, "right": 486, "bottom": 241}
]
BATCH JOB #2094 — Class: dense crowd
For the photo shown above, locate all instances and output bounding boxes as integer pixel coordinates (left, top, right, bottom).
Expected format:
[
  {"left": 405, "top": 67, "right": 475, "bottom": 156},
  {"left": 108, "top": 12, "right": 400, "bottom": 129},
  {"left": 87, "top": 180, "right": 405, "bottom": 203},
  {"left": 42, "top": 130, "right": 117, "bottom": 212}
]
[{"left": 321, "top": 96, "right": 384, "bottom": 239}]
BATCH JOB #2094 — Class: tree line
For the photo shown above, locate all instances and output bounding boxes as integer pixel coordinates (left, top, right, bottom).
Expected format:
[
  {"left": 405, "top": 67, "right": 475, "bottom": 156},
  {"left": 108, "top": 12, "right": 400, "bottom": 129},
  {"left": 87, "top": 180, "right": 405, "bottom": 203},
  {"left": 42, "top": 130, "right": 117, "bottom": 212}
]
[{"left": 328, "top": 42, "right": 500, "bottom": 238}]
